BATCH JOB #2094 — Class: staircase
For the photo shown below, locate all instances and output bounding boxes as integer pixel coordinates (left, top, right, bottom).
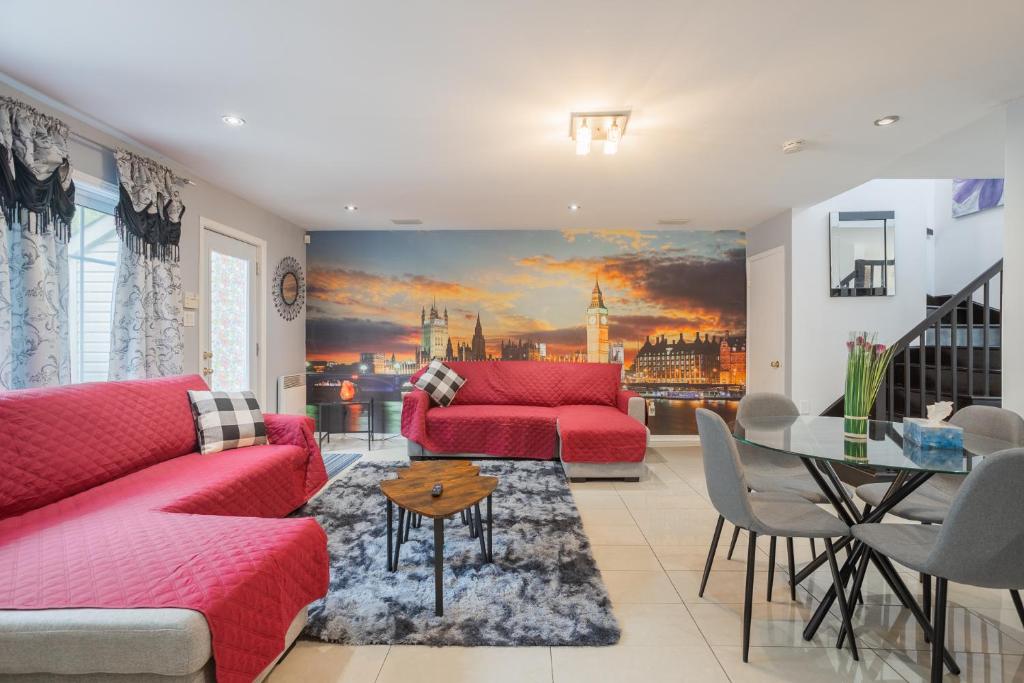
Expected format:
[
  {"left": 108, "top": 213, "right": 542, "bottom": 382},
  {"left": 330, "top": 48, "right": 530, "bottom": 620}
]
[{"left": 824, "top": 259, "right": 1003, "bottom": 421}]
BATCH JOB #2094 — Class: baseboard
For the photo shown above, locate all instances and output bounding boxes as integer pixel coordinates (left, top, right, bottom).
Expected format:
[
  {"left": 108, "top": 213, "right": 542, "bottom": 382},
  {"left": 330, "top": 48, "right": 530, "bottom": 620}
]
[{"left": 649, "top": 434, "right": 700, "bottom": 444}]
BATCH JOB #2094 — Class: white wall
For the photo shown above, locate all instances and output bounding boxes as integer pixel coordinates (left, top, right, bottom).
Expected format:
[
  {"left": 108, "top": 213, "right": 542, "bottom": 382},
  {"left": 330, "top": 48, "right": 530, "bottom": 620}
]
[
  {"left": 1003, "top": 100, "right": 1024, "bottom": 416},
  {"left": 931, "top": 179, "right": 1004, "bottom": 296},
  {"left": 0, "top": 82, "right": 308, "bottom": 410},
  {"left": 789, "top": 180, "right": 931, "bottom": 414}
]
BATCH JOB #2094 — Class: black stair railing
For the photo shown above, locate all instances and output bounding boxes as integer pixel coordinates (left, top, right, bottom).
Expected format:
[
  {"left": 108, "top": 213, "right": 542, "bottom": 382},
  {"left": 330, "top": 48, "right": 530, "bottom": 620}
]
[{"left": 823, "top": 259, "right": 1003, "bottom": 421}]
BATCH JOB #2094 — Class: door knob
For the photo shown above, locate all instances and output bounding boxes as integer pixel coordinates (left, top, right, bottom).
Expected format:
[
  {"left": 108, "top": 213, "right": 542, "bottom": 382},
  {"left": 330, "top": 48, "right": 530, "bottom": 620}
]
[
  {"left": 202, "top": 367, "right": 214, "bottom": 376},
  {"left": 770, "top": 360, "right": 780, "bottom": 368},
  {"left": 203, "top": 351, "right": 214, "bottom": 360}
]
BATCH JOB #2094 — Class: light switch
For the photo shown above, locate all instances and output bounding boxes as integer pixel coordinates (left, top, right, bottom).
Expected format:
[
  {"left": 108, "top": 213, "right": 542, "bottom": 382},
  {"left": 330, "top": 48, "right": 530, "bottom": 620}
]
[
  {"left": 183, "top": 292, "right": 199, "bottom": 309},
  {"left": 183, "top": 310, "right": 196, "bottom": 327}
]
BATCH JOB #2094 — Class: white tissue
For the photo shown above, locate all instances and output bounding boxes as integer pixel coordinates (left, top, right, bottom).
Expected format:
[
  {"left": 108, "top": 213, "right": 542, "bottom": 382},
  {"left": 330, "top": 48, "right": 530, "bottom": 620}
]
[{"left": 926, "top": 401, "right": 953, "bottom": 424}]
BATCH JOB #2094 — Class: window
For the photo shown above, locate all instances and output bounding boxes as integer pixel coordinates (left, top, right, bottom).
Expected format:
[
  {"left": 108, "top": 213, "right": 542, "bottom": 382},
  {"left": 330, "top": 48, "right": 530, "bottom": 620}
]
[{"left": 68, "top": 181, "right": 120, "bottom": 383}]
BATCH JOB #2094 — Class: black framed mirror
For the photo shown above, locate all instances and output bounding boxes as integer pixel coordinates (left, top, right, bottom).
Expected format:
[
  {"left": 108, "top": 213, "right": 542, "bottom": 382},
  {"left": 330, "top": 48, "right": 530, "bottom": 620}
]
[
  {"left": 829, "top": 211, "right": 896, "bottom": 297},
  {"left": 273, "top": 256, "right": 305, "bottom": 320}
]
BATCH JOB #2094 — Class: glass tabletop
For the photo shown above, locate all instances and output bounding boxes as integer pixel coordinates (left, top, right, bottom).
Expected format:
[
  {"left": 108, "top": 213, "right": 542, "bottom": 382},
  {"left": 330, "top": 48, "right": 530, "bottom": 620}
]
[{"left": 733, "top": 415, "right": 1017, "bottom": 474}]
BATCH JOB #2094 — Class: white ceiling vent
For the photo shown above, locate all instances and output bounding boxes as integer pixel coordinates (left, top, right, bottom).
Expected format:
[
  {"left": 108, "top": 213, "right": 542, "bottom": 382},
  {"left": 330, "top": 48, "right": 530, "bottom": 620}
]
[
  {"left": 391, "top": 218, "right": 423, "bottom": 225},
  {"left": 782, "top": 139, "right": 806, "bottom": 154},
  {"left": 656, "top": 218, "right": 690, "bottom": 226}
]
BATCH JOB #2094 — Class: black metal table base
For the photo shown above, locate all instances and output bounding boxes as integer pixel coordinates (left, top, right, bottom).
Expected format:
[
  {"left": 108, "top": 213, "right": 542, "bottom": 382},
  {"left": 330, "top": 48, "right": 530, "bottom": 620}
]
[
  {"left": 386, "top": 495, "right": 494, "bottom": 616},
  {"left": 793, "top": 458, "right": 961, "bottom": 675}
]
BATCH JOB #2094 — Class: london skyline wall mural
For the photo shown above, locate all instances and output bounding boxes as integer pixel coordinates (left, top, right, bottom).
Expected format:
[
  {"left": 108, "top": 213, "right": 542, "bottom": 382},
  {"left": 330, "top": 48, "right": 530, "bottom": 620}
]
[{"left": 305, "top": 229, "right": 747, "bottom": 435}]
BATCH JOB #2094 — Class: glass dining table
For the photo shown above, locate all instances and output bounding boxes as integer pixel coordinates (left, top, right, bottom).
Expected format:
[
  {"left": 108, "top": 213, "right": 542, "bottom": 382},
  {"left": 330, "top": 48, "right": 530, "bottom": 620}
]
[{"left": 732, "top": 415, "right": 1017, "bottom": 667}]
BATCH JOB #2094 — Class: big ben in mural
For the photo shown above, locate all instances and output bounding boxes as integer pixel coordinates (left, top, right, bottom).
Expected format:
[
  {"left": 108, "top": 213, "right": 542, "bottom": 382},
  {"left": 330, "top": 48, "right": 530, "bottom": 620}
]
[{"left": 586, "top": 278, "right": 609, "bottom": 363}]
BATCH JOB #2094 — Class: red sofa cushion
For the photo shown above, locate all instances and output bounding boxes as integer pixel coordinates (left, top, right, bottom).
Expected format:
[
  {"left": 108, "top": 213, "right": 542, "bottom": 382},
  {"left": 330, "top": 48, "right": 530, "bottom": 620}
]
[
  {"left": 412, "top": 361, "right": 621, "bottom": 407},
  {"left": 0, "top": 378, "right": 329, "bottom": 683},
  {"left": 0, "top": 375, "right": 206, "bottom": 518},
  {"left": 557, "top": 404, "right": 648, "bottom": 463},
  {"left": 425, "top": 404, "right": 558, "bottom": 459}
]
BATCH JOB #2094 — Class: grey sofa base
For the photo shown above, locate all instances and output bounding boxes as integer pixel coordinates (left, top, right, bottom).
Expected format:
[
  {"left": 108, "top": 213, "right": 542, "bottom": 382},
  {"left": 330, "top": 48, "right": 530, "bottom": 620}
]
[{"left": 0, "top": 606, "right": 308, "bottom": 683}]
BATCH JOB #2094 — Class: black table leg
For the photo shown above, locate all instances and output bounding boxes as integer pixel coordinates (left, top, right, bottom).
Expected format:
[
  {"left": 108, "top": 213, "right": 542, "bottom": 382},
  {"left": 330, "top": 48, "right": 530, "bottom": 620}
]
[
  {"left": 386, "top": 499, "right": 394, "bottom": 571},
  {"left": 393, "top": 507, "right": 405, "bottom": 571},
  {"left": 475, "top": 501, "right": 487, "bottom": 560},
  {"left": 467, "top": 506, "right": 478, "bottom": 538},
  {"left": 801, "top": 471, "right": 935, "bottom": 641},
  {"left": 433, "top": 517, "right": 444, "bottom": 617},
  {"left": 486, "top": 494, "right": 493, "bottom": 562}
]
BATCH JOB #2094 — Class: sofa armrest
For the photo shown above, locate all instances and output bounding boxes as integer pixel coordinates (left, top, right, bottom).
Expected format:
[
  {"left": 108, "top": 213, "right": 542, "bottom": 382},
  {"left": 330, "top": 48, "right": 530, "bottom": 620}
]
[
  {"left": 401, "top": 389, "right": 432, "bottom": 446},
  {"left": 616, "top": 390, "right": 646, "bottom": 425},
  {"left": 264, "top": 413, "right": 328, "bottom": 497}
]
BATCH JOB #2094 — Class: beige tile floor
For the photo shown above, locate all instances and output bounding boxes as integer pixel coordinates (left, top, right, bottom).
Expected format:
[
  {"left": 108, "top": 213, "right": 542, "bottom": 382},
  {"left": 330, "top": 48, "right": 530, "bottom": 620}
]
[{"left": 267, "top": 438, "right": 1024, "bottom": 683}]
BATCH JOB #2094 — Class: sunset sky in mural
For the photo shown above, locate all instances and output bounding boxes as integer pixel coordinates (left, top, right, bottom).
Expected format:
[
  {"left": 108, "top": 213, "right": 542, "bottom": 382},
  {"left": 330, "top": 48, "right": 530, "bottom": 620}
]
[{"left": 306, "top": 229, "right": 746, "bottom": 364}]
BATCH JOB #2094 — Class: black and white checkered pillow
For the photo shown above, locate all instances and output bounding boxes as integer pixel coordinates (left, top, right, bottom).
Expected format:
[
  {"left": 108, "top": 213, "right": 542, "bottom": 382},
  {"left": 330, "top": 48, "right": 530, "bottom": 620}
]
[
  {"left": 187, "top": 390, "right": 268, "bottom": 455},
  {"left": 414, "top": 360, "right": 466, "bottom": 407}
]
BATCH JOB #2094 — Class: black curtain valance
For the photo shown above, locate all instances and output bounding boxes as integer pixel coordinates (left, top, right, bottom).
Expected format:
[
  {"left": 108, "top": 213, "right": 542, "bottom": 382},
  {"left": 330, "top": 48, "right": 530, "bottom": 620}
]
[
  {"left": 0, "top": 96, "right": 76, "bottom": 241},
  {"left": 114, "top": 150, "right": 185, "bottom": 262}
]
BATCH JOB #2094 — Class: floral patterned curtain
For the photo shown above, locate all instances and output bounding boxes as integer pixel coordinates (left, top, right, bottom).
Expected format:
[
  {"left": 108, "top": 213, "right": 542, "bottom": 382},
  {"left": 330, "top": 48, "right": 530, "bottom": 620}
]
[
  {"left": 0, "top": 97, "right": 75, "bottom": 390},
  {"left": 108, "top": 150, "right": 185, "bottom": 380}
]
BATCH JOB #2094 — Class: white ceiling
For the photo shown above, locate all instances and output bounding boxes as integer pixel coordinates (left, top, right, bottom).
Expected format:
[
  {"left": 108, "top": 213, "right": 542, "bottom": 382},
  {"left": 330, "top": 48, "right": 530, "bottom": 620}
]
[{"left": 2, "top": 1, "right": 1022, "bottom": 231}]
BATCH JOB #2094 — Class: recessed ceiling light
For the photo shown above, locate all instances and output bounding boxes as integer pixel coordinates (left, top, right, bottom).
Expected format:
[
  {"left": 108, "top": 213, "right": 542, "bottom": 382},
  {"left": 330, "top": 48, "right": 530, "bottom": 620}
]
[
  {"left": 568, "top": 204, "right": 581, "bottom": 212},
  {"left": 344, "top": 205, "right": 358, "bottom": 212},
  {"left": 874, "top": 115, "right": 900, "bottom": 127},
  {"left": 221, "top": 115, "right": 246, "bottom": 127}
]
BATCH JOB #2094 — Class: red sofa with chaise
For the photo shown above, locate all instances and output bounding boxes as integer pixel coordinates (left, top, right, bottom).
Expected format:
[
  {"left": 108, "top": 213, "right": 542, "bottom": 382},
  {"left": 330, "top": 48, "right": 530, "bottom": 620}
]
[
  {"left": 402, "top": 361, "right": 649, "bottom": 480},
  {"left": 0, "top": 375, "right": 329, "bottom": 683}
]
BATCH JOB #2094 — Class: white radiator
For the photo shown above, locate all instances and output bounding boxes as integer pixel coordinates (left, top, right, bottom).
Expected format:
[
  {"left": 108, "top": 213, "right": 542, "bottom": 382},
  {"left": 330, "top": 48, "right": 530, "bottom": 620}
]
[{"left": 276, "top": 373, "right": 307, "bottom": 416}]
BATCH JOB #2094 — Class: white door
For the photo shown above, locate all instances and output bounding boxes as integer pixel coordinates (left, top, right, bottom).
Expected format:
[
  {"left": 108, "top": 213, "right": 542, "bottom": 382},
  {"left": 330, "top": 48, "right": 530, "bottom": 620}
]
[
  {"left": 202, "top": 228, "right": 261, "bottom": 394},
  {"left": 747, "top": 247, "right": 787, "bottom": 395}
]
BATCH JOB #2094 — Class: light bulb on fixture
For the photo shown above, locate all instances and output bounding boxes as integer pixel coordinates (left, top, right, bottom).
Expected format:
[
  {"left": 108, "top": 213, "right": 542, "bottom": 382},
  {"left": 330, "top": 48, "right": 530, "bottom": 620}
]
[
  {"left": 604, "top": 119, "right": 621, "bottom": 155},
  {"left": 575, "top": 119, "right": 592, "bottom": 155}
]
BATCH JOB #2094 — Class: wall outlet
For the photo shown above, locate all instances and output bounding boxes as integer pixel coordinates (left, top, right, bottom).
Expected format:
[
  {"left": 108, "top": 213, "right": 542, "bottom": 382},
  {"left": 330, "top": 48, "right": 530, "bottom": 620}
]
[
  {"left": 799, "top": 400, "right": 810, "bottom": 415},
  {"left": 183, "top": 291, "right": 199, "bottom": 309},
  {"left": 183, "top": 310, "right": 196, "bottom": 327},
  {"left": 647, "top": 400, "right": 656, "bottom": 416}
]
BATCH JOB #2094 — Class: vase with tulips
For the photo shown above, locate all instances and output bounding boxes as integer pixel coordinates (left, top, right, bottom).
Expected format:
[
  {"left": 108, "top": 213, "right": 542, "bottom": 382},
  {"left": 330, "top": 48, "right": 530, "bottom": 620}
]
[{"left": 844, "top": 332, "right": 897, "bottom": 439}]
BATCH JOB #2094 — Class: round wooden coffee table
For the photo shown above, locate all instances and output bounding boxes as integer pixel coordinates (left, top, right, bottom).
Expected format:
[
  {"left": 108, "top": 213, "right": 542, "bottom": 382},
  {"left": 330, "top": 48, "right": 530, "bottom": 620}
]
[{"left": 381, "top": 461, "right": 498, "bottom": 616}]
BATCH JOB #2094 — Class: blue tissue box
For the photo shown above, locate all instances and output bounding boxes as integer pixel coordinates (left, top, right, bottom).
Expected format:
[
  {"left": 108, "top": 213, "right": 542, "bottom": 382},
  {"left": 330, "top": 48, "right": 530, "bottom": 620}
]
[{"left": 903, "top": 418, "right": 963, "bottom": 450}]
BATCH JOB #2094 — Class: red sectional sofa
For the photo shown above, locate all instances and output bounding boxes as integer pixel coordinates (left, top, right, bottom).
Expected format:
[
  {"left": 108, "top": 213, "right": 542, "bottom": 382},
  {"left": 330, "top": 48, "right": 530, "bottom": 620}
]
[
  {"left": 0, "top": 375, "right": 329, "bottom": 683},
  {"left": 402, "top": 361, "right": 649, "bottom": 480}
]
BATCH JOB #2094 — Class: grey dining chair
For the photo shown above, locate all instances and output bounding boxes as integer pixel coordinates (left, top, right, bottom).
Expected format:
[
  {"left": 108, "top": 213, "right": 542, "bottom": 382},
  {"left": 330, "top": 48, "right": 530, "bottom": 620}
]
[
  {"left": 852, "top": 447, "right": 1024, "bottom": 683},
  {"left": 707, "top": 393, "right": 851, "bottom": 603},
  {"left": 854, "top": 405, "right": 1024, "bottom": 621},
  {"left": 696, "top": 409, "right": 857, "bottom": 663}
]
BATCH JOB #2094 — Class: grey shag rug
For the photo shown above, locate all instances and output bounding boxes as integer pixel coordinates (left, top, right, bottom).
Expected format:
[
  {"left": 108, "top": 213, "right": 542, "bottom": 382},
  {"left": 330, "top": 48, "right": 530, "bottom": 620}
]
[{"left": 294, "top": 459, "right": 620, "bottom": 646}]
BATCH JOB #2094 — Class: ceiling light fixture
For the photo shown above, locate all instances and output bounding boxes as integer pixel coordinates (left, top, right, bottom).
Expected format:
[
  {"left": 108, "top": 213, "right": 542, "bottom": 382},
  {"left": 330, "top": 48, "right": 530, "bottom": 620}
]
[
  {"left": 568, "top": 204, "right": 581, "bottom": 212},
  {"left": 344, "top": 204, "right": 358, "bottom": 212},
  {"left": 603, "top": 119, "right": 622, "bottom": 155},
  {"left": 575, "top": 120, "right": 592, "bottom": 156},
  {"left": 874, "top": 115, "right": 900, "bottom": 127},
  {"left": 221, "top": 115, "right": 246, "bottom": 127},
  {"left": 570, "top": 110, "right": 630, "bottom": 156}
]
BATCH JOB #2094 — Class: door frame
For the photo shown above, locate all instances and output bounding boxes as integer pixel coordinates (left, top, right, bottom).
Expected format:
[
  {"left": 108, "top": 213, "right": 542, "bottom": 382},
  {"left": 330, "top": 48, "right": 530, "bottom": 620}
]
[
  {"left": 746, "top": 245, "right": 789, "bottom": 397},
  {"left": 198, "top": 217, "right": 268, "bottom": 406}
]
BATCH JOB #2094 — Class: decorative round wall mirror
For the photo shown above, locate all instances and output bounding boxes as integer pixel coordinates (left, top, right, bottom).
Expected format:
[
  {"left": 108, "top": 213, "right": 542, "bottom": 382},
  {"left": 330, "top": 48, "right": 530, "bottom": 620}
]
[{"left": 273, "top": 257, "right": 305, "bottom": 320}]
